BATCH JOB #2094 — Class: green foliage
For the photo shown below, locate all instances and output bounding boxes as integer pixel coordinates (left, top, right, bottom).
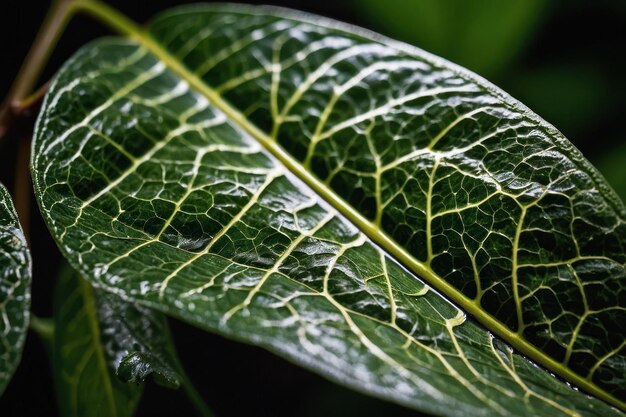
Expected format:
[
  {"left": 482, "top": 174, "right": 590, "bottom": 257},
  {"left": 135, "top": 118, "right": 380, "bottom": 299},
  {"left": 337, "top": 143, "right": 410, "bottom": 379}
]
[
  {"left": 597, "top": 142, "right": 626, "bottom": 201},
  {"left": 29, "top": 3, "right": 625, "bottom": 416},
  {"left": 52, "top": 265, "right": 184, "bottom": 415},
  {"left": 0, "top": 184, "right": 31, "bottom": 396},
  {"left": 357, "top": 0, "right": 548, "bottom": 77},
  {"left": 0, "top": 2, "right": 624, "bottom": 416},
  {"left": 357, "top": 1, "right": 626, "bottom": 206},
  {"left": 53, "top": 267, "right": 143, "bottom": 417},
  {"left": 94, "top": 291, "right": 182, "bottom": 390}
]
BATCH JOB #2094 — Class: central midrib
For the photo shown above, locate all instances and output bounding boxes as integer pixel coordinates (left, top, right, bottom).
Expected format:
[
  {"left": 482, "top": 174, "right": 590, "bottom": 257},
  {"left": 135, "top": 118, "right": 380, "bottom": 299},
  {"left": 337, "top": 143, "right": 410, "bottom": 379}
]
[{"left": 72, "top": 0, "right": 623, "bottom": 411}]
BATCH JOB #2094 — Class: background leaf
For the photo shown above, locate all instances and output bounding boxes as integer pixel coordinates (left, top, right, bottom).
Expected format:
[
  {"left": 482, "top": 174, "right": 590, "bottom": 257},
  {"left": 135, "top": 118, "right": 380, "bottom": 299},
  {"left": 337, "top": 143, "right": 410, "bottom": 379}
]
[
  {"left": 597, "top": 142, "right": 626, "bottom": 202},
  {"left": 32, "top": 4, "right": 625, "bottom": 413},
  {"left": 53, "top": 266, "right": 143, "bottom": 417},
  {"left": 116, "top": 352, "right": 179, "bottom": 389},
  {"left": 53, "top": 264, "right": 211, "bottom": 416},
  {"left": 355, "top": 0, "right": 548, "bottom": 78},
  {"left": 95, "top": 290, "right": 182, "bottom": 389},
  {"left": 0, "top": 183, "right": 31, "bottom": 396}
]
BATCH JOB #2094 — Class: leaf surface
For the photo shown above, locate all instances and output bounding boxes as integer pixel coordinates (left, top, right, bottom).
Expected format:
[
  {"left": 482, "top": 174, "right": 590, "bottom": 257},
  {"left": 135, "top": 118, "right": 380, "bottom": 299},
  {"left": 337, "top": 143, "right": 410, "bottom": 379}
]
[
  {"left": 53, "top": 267, "right": 142, "bottom": 417},
  {"left": 96, "top": 289, "right": 182, "bottom": 389},
  {"left": 0, "top": 183, "right": 31, "bottom": 396},
  {"left": 33, "top": 4, "right": 625, "bottom": 416},
  {"left": 147, "top": 5, "right": 626, "bottom": 402}
]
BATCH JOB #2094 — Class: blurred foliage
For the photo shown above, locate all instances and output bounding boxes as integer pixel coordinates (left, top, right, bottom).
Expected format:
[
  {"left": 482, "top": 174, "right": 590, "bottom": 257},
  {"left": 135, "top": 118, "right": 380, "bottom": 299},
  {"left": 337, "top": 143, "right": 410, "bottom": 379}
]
[
  {"left": 597, "top": 141, "right": 626, "bottom": 203},
  {"left": 357, "top": 0, "right": 549, "bottom": 78},
  {"left": 510, "top": 65, "right": 609, "bottom": 137},
  {"left": 356, "top": 0, "right": 626, "bottom": 202}
]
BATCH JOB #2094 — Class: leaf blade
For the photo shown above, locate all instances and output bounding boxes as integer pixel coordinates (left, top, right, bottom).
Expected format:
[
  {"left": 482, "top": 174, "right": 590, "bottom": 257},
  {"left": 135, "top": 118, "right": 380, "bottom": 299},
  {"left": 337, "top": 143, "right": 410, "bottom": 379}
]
[
  {"left": 96, "top": 290, "right": 182, "bottom": 390},
  {"left": 0, "top": 183, "right": 31, "bottom": 396},
  {"left": 52, "top": 267, "right": 142, "bottom": 417},
  {"left": 147, "top": 4, "right": 625, "bottom": 403},
  {"left": 32, "top": 3, "right": 626, "bottom": 415}
]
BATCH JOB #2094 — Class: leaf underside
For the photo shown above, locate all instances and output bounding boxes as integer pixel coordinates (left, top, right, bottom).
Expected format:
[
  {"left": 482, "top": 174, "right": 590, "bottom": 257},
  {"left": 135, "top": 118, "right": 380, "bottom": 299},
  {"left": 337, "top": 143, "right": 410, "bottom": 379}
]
[
  {"left": 32, "top": 4, "right": 625, "bottom": 417},
  {"left": 0, "top": 183, "right": 31, "bottom": 396}
]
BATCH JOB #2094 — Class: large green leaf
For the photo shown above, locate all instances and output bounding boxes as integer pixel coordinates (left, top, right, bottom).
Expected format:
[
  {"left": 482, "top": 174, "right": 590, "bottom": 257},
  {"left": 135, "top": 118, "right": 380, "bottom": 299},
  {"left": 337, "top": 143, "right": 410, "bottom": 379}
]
[
  {"left": 146, "top": 4, "right": 625, "bottom": 402},
  {"left": 0, "top": 183, "right": 31, "bottom": 396},
  {"left": 32, "top": 3, "right": 625, "bottom": 416}
]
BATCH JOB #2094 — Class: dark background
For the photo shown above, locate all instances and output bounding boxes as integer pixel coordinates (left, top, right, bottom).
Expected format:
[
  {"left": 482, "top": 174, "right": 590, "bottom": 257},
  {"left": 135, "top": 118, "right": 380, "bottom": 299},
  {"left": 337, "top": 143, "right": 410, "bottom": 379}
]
[{"left": 1, "top": 1, "right": 625, "bottom": 416}]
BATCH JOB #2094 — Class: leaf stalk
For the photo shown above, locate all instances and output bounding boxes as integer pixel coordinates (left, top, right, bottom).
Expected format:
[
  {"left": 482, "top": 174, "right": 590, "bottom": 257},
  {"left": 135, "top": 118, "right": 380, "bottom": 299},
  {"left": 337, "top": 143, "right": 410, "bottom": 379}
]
[{"left": 0, "top": 0, "right": 76, "bottom": 142}]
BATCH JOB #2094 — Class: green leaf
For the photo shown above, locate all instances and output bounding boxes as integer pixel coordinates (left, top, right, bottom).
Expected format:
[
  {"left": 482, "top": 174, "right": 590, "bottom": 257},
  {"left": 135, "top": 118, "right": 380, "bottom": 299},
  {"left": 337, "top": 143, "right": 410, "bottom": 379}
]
[
  {"left": 117, "top": 351, "right": 179, "bottom": 389},
  {"left": 356, "top": 0, "right": 548, "bottom": 78},
  {"left": 53, "top": 266, "right": 142, "bottom": 417},
  {"left": 0, "top": 183, "right": 31, "bottom": 396},
  {"left": 33, "top": 3, "right": 625, "bottom": 416},
  {"left": 96, "top": 290, "right": 181, "bottom": 389},
  {"left": 53, "top": 265, "right": 211, "bottom": 416}
]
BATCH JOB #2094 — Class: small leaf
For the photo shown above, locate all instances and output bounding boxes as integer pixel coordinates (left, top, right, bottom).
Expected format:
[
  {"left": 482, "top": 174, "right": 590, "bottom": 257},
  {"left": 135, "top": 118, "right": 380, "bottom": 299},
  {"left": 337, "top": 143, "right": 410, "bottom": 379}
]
[
  {"left": 0, "top": 183, "right": 31, "bottom": 396},
  {"left": 53, "top": 266, "right": 142, "bottom": 417},
  {"left": 95, "top": 291, "right": 181, "bottom": 389},
  {"left": 33, "top": 4, "right": 625, "bottom": 416},
  {"left": 117, "top": 352, "right": 180, "bottom": 389}
]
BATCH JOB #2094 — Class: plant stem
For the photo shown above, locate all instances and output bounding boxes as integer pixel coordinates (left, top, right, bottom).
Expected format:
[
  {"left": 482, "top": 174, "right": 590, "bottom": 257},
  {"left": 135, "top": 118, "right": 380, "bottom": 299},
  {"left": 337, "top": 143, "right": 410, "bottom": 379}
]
[
  {"left": 71, "top": 0, "right": 144, "bottom": 38},
  {"left": 162, "top": 322, "right": 215, "bottom": 417},
  {"left": 0, "top": 0, "right": 74, "bottom": 231},
  {"left": 0, "top": 0, "right": 76, "bottom": 142},
  {"left": 30, "top": 314, "right": 54, "bottom": 341},
  {"left": 178, "top": 363, "right": 215, "bottom": 417}
]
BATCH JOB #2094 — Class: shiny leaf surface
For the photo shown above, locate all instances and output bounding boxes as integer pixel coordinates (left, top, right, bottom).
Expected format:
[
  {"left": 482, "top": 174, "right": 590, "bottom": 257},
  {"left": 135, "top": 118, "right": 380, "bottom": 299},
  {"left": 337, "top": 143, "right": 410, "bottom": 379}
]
[
  {"left": 33, "top": 4, "right": 625, "bottom": 416},
  {"left": 53, "top": 267, "right": 142, "bottom": 417},
  {"left": 0, "top": 184, "right": 31, "bottom": 396},
  {"left": 148, "top": 5, "right": 625, "bottom": 402},
  {"left": 117, "top": 351, "right": 179, "bottom": 389},
  {"left": 96, "top": 290, "right": 181, "bottom": 389}
]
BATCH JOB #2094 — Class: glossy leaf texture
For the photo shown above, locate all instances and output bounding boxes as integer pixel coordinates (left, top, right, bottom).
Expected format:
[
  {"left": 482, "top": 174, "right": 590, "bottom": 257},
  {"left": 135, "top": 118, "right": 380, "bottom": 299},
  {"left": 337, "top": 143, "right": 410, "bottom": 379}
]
[
  {"left": 53, "top": 266, "right": 180, "bottom": 416},
  {"left": 148, "top": 5, "right": 626, "bottom": 401},
  {"left": 0, "top": 183, "right": 31, "bottom": 396},
  {"left": 32, "top": 4, "right": 625, "bottom": 417},
  {"left": 96, "top": 290, "right": 182, "bottom": 389}
]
